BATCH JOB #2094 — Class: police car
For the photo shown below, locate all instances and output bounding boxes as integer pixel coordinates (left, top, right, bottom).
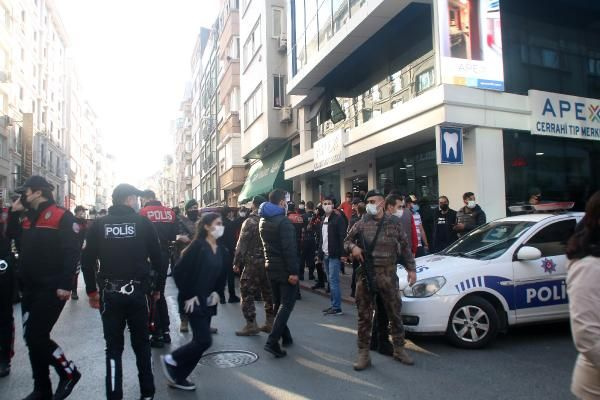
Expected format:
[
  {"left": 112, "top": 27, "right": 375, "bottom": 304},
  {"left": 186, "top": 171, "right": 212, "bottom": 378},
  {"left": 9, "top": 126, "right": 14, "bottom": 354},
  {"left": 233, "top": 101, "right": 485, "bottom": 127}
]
[{"left": 397, "top": 203, "right": 582, "bottom": 349}]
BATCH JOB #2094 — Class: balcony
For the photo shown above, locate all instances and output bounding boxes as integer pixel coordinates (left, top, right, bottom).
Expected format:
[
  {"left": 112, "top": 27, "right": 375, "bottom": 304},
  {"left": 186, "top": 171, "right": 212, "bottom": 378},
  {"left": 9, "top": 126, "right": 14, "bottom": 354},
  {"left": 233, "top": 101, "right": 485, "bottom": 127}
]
[
  {"left": 218, "top": 4, "right": 239, "bottom": 54},
  {"left": 218, "top": 59, "right": 240, "bottom": 98},
  {"left": 220, "top": 165, "right": 246, "bottom": 190},
  {"left": 289, "top": 0, "right": 427, "bottom": 99},
  {"left": 218, "top": 111, "right": 241, "bottom": 142}
]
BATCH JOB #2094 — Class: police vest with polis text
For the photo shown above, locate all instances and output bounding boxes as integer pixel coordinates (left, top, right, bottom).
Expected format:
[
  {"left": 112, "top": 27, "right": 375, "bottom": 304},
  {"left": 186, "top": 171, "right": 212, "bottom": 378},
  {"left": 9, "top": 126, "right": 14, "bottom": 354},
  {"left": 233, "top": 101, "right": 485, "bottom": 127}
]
[{"left": 139, "top": 200, "right": 177, "bottom": 247}]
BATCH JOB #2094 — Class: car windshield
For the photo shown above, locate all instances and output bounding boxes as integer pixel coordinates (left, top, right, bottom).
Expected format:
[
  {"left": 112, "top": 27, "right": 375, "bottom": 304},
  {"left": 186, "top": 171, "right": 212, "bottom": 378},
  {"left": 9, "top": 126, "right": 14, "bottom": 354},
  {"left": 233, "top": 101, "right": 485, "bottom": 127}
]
[{"left": 440, "top": 221, "right": 536, "bottom": 260}]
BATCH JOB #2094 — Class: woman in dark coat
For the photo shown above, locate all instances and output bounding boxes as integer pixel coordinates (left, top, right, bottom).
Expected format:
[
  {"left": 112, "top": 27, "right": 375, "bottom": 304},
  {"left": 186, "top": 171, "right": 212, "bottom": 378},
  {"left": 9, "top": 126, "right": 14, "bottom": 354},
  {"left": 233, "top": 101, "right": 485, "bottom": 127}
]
[{"left": 160, "top": 213, "right": 226, "bottom": 391}]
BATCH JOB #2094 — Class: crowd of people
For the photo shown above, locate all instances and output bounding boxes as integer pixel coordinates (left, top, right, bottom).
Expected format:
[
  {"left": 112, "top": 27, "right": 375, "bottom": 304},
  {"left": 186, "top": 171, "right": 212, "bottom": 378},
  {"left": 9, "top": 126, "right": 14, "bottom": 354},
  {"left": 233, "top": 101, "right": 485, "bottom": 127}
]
[{"left": 0, "top": 175, "right": 598, "bottom": 400}]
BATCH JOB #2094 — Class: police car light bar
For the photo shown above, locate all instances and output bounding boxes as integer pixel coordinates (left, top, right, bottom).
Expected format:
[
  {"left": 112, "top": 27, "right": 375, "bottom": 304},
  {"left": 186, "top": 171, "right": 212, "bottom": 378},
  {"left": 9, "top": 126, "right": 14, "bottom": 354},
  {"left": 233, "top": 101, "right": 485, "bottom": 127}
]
[{"left": 508, "top": 202, "right": 575, "bottom": 213}]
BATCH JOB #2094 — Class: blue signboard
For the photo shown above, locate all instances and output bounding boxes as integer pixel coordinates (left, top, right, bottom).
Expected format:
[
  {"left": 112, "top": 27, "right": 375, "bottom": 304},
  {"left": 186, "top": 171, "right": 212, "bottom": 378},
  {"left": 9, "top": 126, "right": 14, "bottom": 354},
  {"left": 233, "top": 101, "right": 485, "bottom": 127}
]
[{"left": 439, "top": 126, "right": 463, "bottom": 164}]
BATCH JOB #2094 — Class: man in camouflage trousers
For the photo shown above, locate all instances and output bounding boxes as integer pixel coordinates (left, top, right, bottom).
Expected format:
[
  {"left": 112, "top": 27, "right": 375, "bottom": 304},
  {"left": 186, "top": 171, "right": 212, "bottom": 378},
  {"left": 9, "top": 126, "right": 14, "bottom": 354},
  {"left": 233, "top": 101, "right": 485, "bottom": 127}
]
[
  {"left": 233, "top": 196, "right": 275, "bottom": 336},
  {"left": 344, "top": 190, "right": 417, "bottom": 371}
]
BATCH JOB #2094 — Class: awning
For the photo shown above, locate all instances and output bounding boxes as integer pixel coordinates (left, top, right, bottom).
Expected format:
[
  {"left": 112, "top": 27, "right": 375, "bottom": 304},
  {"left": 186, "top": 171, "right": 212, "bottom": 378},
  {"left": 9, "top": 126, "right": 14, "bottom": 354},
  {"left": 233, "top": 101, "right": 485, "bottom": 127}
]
[{"left": 238, "top": 143, "right": 292, "bottom": 203}]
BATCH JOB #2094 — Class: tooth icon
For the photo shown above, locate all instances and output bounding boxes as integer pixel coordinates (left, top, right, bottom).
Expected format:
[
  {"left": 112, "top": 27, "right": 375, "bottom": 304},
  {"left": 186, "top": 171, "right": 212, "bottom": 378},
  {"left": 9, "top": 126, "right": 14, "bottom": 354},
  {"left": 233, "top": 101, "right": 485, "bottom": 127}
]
[{"left": 443, "top": 132, "right": 459, "bottom": 159}]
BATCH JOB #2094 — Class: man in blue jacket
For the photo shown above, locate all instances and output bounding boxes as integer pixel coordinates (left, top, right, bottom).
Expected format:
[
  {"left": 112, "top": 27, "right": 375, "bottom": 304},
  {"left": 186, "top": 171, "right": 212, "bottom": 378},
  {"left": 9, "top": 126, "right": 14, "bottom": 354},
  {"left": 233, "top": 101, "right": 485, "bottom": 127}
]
[{"left": 259, "top": 189, "right": 299, "bottom": 358}]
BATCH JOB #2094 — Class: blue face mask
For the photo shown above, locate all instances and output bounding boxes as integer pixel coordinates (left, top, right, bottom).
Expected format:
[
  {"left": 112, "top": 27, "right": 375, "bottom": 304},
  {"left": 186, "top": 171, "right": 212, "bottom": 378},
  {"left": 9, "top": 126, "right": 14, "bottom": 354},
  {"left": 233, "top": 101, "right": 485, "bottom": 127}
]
[{"left": 412, "top": 204, "right": 420, "bottom": 212}]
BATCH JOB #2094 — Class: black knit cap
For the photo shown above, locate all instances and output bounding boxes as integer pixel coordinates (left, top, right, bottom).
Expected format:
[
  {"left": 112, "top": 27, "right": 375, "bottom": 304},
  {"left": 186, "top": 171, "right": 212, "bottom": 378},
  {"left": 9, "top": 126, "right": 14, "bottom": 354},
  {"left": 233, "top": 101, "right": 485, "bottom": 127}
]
[
  {"left": 16, "top": 175, "right": 54, "bottom": 194},
  {"left": 364, "top": 190, "right": 384, "bottom": 202}
]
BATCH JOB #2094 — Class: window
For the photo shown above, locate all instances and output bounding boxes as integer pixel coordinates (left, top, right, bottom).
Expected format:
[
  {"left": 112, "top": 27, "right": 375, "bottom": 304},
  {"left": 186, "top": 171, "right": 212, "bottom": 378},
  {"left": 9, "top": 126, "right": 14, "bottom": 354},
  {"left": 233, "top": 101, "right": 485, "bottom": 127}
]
[
  {"left": 243, "top": 18, "right": 261, "bottom": 69},
  {"left": 41, "top": 143, "right": 46, "bottom": 166},
  {"left": 15, "top": 126, "right": 22, "bottom": 154},
  {"left": 230, "top": 87, "right": 240, "bottom": 112},
  {"left": 0, "top": 135, "right": 7, "bottom": 158},
  {"left": 12, "top": 164, "right": 21, "bottom": 189},
  {"left": 525, "top": 219, "right": 576, "bottom": 257},
  {"left": 244, "top": 83, "right": 262, "bottom": 128},
  {"left": 416, "top": 69, "right": 434, "bottom": 93},
  {"left": 273, "top": 75, "right": 286, "bottom": 108},
  {"left": 272, "top": 7, "right": 284, "bottom": 38},
  {"left": 391, "top": 71, "right": 402, "bottom": 93},
  {"left": 229, "top": 36, "right": 240, "bottom": 59}
]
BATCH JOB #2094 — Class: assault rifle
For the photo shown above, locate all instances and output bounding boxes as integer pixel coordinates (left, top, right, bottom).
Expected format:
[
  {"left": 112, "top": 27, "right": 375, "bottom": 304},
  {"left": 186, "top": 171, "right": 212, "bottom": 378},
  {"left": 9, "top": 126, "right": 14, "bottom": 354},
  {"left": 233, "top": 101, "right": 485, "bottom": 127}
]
[{"left": 356, "top": 220, "right": 384, "bottom": 298}]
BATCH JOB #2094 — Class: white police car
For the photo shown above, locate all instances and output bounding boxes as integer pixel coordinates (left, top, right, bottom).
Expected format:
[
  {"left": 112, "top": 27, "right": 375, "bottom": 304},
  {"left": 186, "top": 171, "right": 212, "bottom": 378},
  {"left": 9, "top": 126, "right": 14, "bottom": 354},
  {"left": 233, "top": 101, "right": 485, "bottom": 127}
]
[{"left": 397, "top": 204, "right": 583, "bottom": 349}]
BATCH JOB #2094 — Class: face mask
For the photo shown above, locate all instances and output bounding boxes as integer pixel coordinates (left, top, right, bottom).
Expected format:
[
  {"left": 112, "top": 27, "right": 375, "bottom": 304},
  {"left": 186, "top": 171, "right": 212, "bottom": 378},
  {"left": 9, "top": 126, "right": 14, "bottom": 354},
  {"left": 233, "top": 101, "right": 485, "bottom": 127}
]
[
  {"left": 440, "top": 204, "right": 449, "bottom": 211},
  {"left": 299, "top": 205, "right": 305, "bottom": 210},
  {"left": 366, "top": 203, "right": 378, "bottom": 216},
  {"left": 239, "top": 212, "right": 247, "bottom": 218},
  {"left": 394, "top": 209, "right": 404, "bottom": 218},
  {"left": 412, "top": 204, "right": 420, "bottom": 212},
  {"left": 211, "top": 225, "right": 225, "bottom": 239},
  {"left": 187, "top": 210, "right": 199, "bottom": 221},
  {"left": 323, "top": 205, "right": 333, "bottom": 214},
  {"left": 467, "top": 200, "right": 476, "bottom": 209}
]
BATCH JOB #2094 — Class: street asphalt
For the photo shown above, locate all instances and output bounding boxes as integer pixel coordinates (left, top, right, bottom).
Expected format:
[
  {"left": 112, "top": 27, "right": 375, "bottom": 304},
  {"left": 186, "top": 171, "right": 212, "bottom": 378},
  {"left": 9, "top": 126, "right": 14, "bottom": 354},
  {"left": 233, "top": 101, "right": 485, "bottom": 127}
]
[{"left": 0, "top": 277, "right": 577, "bottom": 400}]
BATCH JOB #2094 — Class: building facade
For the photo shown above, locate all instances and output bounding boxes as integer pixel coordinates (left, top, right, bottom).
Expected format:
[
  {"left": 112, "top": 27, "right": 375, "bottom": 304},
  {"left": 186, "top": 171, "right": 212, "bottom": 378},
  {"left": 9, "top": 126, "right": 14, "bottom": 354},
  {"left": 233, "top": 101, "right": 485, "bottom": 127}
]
[
  {"left": 283, "top": 0, "right": 600, "bottom": 224},
  {"left": 236, "top": 0, "right": 297, "bottom": 204},
  {"left": 0, "top": 0, "right": 107, "bottom": 210}
]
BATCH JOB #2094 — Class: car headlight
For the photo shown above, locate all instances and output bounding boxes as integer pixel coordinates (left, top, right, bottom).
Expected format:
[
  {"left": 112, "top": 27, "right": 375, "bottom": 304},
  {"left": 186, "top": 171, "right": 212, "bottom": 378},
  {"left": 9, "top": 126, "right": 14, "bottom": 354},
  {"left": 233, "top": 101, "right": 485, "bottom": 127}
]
[{"left": 403, "top": 276, "right": 446, "bottom": 298}]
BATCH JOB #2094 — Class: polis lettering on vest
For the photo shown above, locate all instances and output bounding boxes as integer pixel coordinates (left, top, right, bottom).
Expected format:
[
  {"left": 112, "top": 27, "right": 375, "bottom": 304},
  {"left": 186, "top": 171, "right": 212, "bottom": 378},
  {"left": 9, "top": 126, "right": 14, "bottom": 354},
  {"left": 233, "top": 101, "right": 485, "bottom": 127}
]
[{"left": 146, "top": 210, "right": 173, "bottom": 222}]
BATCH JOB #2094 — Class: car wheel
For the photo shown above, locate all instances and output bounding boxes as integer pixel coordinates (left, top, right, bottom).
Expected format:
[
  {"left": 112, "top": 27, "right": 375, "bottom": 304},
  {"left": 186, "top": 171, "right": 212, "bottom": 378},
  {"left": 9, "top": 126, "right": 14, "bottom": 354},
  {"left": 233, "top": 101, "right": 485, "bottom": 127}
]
[{"left": 446, "top": 296, "right": 499, "bottom": 349}]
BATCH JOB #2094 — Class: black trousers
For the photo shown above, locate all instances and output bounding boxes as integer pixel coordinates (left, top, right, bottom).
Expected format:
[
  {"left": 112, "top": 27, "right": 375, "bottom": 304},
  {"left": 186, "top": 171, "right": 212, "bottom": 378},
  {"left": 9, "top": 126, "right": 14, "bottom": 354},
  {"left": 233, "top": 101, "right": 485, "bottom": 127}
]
[
  {"left": 0, "top": 269, "right": 14, "bottom": 363},
  {"left": 267, "top": 280, "right": 296, "bottom": 345},
  {"left": 218, "top": 253, "right": 237, "bottom": 300},
  {"left": 151, "top": 249, "right": 170, "bottom": 336},
  {"left": 22, "top": 290, "right": 74, "bottom": 393},
  {"left": 301, "top": 242, "right": 316, "bottom": 279},
  {"left": 100, "top": 290, "right": 154, "bottom": 399},
  {"left": 315, "top": 261, "right": 327, "bottom": 284},
  {"left": 171, "top": 313, "right": 212, "bottom": 380}
]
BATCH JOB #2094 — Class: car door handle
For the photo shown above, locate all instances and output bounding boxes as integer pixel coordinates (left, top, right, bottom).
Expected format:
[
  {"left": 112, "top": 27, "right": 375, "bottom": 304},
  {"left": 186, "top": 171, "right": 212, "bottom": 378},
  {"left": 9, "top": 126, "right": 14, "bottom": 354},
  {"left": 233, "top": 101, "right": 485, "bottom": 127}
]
[{"left": 499, "top": 280, "right": 515, "bottom": 286}]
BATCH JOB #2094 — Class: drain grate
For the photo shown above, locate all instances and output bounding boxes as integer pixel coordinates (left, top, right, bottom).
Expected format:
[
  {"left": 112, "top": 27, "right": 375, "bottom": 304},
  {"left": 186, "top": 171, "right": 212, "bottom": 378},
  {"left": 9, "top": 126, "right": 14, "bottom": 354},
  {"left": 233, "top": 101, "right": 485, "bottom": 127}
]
[{"left": 198, "top": 350, "right": 259, "bottom": 368}]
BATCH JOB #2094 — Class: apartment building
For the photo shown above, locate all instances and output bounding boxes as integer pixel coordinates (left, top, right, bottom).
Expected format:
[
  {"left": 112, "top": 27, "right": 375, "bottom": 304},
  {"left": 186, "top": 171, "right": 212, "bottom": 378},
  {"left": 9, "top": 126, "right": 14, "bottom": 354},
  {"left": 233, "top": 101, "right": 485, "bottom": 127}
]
[
  {"left": 237, "top": 0, "right": 297, "bottom": 204},
  {"left": 175, "top": 85, "right": 193, "bottom": 205},
  {"left": 216, "top": 0, "right": 245, "bottom": 207},
  {"left": 0, "top": 0, "right": 106, "bottom": 209},
  {"left": 284, "top": 0, "right": 600, "bottom": 223}
]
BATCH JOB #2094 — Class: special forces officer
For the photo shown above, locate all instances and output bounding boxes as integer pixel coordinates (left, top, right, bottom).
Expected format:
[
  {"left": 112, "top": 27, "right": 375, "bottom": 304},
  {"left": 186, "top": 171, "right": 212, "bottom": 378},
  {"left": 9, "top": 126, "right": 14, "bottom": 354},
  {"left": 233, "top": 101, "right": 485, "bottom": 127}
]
[
  {"left": 233, "top": 196, "right": 275, "bottom": 336},
  {"left": 140, "top": 190, "right": 177, "bottom": 348},
  {"left": 16, "top": 176, "right": 82, "bottom": 400},
  {"left": 82, "top": 184, "right": 163, "bottom": 400},
  {"left": 344, "top": 190, "right": 417, "bottom": 371}
]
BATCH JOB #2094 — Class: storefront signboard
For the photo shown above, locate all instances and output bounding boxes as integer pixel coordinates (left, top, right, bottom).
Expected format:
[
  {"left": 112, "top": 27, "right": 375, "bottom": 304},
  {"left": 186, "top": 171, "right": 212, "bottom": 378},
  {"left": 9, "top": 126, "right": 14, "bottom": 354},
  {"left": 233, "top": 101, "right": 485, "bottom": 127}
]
[
  {"left": 313, "top": 130, "right": 345, "bottom": 171},
  {"left": 437, "top": 0, "right": 504, "bottom": 91},
  {"left": 530, "top": 90, "right": 600, "bottom": 141},
  {"left": 437, "top": 125, "right": 463, "bottom": 165}
]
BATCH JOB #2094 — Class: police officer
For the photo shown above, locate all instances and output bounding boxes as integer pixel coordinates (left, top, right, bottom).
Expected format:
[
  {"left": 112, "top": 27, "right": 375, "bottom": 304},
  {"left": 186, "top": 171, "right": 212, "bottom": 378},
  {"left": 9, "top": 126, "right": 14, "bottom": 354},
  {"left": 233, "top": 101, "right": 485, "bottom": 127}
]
[
  {"left": 72, "top": 205, "right": 88, "bottom": 300},
  {"left": 82, "top": 184, "right": 163, "bottom": 400},
  {"left": 16, "top": 176, "right": 82, "bottom": 400},
  {"left": 233, "top": 196, "right": 275, "bottom": 336},
  {"left": 345, "top": 190, "right": 417, "bottom": 371},
  {"left": 140, "top": 190, "right": 177, "bottom": 348},
  {"left": 0, "top": 197, "right": 14, "bottom": 378}
]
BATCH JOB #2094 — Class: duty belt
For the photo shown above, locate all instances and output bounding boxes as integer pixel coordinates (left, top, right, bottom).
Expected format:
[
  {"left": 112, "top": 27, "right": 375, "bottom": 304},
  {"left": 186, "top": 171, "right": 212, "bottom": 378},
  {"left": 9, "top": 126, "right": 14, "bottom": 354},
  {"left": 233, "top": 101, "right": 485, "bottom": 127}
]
[{"left": 102, "top": 279, "right": 142, "bottom": 295}]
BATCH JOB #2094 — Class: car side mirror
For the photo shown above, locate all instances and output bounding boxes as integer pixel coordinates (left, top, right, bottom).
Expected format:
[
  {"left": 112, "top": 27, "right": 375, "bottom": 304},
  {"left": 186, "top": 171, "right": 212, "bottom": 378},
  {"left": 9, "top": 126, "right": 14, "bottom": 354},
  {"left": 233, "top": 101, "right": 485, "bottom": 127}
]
[{"left": 516, "top": 246, "right": 542, "bottom": 261}]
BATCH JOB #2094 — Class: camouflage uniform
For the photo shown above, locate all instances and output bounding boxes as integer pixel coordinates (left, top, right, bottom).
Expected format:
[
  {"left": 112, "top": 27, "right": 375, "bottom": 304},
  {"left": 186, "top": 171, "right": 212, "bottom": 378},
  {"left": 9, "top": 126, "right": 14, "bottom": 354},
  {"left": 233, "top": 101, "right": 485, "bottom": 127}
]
[
  {"left": 344, "top": 213, "right": 416, "bottom": 351},
  {"left": 233, "top": 211, "right": 275, "bottom": 324}
]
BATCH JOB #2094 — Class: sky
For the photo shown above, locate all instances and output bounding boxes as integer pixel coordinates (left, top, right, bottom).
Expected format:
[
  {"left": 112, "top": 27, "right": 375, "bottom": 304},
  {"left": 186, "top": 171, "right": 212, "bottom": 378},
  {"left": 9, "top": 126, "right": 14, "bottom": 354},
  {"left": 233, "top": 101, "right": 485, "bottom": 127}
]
[{"left": 55, "top": 0, "right": 218, "bottom": 186}]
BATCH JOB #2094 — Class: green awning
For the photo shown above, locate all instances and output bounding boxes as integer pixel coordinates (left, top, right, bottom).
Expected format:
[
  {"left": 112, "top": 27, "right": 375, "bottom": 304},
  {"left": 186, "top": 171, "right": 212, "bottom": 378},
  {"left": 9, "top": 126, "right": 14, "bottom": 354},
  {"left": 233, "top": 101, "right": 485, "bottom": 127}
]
[{"left": 238, "top": 143, "right": 291, "bottom": 203}]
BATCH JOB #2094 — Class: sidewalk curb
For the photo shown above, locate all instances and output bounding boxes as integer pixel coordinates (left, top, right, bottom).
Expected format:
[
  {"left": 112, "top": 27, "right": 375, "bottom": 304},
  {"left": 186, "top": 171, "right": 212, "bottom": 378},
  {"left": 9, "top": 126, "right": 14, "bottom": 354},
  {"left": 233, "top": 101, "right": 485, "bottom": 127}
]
[{"left": 298, "top": 280, "right": 356, "bottom": 306}]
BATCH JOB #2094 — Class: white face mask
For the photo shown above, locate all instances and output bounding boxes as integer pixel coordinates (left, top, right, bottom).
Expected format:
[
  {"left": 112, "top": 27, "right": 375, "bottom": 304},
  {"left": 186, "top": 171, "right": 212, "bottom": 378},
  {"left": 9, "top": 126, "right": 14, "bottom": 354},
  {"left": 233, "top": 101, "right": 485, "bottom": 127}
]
[
  {"left": 467, "top": 200, "right": 476, "bottom": 209},
  {"left": 211, "top": 225, "right": 225, "bottom": 239},
  {"left": 394, "top": 209, "right": 404, "bottom": 218},
  {"left": 299, "top": 205, "right": 305, "bottom": 210},
  {"left": 239, "top": 212, "right": 247, "bottom": 218},
  {"left": 366, "top": 203, "right": 378, "bottom": 215},
  {"left": 323, "top": 205, "right": 333, "bottom": 214}
]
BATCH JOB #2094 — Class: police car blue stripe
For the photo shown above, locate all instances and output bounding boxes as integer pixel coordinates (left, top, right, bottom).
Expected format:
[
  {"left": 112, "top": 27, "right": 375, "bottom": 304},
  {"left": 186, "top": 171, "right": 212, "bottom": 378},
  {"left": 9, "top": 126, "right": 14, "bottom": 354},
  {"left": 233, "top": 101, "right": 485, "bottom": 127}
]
[
  {"left": 466, "top": 280, "right": 472, "bottom": 289},
  {"left": 455, "top": 285, "right": 460, "bottom": 292},
  {"left": 460, "top": 282, "right": 465, "bottom": 291},
  {"left": 471, "top": 277, "right": 477, "bottom": 288},
  {"left": 478, "top": 276, "right": 483, "bottom": 287}
]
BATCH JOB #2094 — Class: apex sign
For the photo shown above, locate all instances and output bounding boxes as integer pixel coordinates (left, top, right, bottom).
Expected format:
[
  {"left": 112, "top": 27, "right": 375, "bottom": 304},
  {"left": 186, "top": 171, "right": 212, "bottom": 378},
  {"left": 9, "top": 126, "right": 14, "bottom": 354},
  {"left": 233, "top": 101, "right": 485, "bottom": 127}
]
[{"left": 530, "top": 90, "right": 600, "bottom": 141}]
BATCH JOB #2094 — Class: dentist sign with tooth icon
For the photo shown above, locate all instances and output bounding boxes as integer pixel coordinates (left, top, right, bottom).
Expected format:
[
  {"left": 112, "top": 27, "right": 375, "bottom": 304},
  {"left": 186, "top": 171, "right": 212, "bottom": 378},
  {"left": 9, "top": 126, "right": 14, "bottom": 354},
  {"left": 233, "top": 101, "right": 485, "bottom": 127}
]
[{"left": 437, "top": 125, "right": 464, "bottom": 165}]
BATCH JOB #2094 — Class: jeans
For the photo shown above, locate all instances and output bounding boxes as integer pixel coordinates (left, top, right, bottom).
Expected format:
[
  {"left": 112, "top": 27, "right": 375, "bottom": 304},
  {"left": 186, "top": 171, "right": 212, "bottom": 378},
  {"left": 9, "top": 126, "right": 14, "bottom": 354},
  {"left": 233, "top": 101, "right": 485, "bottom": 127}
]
[
  {"left": 171, "top": 313, "right": 212, "bottom": 381},
  {"left": 100, "top": 290, "right": 154, "bottom": 399},
  {"left": 325, "top": 257, "right": 341, "bottom": 310},
  {"left": 267, "top": 281, "right": 297, "bottom": 345}
]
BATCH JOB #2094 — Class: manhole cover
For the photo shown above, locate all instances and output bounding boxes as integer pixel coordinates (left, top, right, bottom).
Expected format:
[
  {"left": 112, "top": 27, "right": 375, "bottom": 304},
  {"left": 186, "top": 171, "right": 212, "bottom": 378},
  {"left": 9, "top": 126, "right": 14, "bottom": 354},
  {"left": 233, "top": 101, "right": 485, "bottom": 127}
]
[{"left": 198, "top": 350, "right": 259, "bottom": 368}]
